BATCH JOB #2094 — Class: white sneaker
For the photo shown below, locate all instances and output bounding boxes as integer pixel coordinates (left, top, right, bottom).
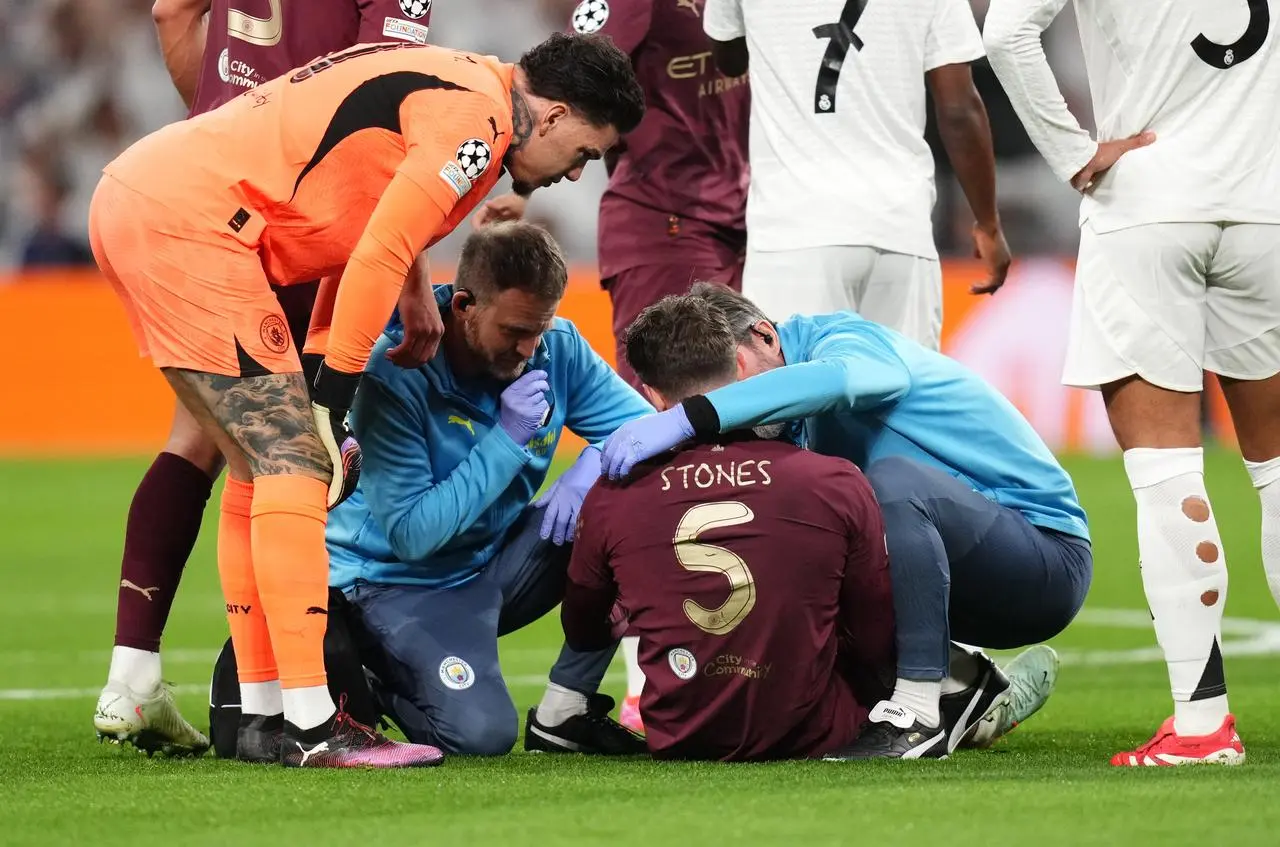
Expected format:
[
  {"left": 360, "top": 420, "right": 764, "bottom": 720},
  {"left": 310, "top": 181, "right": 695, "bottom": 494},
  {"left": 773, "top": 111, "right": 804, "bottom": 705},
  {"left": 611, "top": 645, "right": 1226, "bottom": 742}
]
[
  {"left": 963, "top": 645, "right": 1059, "bottom": 749},
  {"left": 94, "top": 680, "right": 210, "bottom": 757}
]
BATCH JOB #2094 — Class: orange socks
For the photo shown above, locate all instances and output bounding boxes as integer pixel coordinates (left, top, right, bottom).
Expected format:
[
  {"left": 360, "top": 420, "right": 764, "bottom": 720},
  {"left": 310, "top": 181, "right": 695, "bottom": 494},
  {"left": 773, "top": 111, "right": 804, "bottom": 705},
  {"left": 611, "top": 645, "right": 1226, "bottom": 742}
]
[
  {"left": 217, "top": 478, "right": 277, "bottom": 683},
  {"left": 250, "top": 474, "right": 331, "bottom": 690}
]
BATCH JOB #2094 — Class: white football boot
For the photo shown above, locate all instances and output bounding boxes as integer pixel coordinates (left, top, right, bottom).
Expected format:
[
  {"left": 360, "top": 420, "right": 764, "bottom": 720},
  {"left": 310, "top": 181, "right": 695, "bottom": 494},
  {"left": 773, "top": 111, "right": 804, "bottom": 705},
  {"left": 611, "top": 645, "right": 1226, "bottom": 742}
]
[{"left": 94, "top": 680, "right": 210, "bottom": 757}]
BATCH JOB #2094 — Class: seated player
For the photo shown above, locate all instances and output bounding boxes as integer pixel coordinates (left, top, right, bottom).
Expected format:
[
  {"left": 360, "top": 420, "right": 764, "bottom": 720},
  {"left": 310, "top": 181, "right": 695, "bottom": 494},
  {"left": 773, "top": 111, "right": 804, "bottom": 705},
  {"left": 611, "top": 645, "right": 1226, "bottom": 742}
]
[
  {"left": 562, "top": 297, "right": 897, "bottom": 761},
  {"left": 88, "top": 34, "right": 644, "bottom": 767},
  {"left": 603, "top": 285, "right": 1092, "bottom": 759},
  {"left": 326, "top": 222, "right": 652, "bottom": 756}
]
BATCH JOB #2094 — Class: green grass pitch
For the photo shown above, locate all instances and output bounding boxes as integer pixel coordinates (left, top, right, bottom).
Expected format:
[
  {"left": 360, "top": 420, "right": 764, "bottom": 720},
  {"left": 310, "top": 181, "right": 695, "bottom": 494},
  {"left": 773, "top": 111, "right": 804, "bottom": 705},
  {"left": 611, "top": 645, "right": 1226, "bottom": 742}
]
[{"left": 1, "top": 450, "right": 1278, "bottom": 846}]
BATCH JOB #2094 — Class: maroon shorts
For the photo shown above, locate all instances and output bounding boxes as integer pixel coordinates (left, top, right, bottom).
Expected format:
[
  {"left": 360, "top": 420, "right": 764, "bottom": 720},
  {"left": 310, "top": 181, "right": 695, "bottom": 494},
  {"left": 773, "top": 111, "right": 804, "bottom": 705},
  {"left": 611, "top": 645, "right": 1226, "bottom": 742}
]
[{"left": 604, "top": 261, "right": 744, "bottom": 390}]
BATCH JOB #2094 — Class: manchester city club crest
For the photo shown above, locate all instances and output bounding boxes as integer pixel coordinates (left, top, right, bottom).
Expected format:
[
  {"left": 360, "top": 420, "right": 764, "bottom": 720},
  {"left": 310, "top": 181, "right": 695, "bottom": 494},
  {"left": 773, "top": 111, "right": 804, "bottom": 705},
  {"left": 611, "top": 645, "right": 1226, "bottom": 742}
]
[
  {"left": 667, "top": 647, "right": 697, "bottom": 680},
  {"left": 439, "top": 656, "right": 475, "bottom": 690}
]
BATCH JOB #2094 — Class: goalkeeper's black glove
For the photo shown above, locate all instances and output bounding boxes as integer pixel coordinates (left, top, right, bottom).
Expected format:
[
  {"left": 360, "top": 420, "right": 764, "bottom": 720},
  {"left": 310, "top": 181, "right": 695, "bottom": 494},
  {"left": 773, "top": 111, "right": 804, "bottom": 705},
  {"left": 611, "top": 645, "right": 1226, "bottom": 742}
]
[{"left": 310, "top": 361, "right": 363, "bottom": 510}]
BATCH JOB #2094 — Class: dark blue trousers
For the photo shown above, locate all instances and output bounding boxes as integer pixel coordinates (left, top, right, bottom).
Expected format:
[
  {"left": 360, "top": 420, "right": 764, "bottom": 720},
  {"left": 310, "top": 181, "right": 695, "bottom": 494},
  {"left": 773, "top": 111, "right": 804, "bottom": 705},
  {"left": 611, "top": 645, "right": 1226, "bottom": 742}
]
[
  {"left": 864, "top": 457, "right": 1093, "bottom": 681},
  {"left": 345, "top": 507, "right": 617, "bottom": 754}
]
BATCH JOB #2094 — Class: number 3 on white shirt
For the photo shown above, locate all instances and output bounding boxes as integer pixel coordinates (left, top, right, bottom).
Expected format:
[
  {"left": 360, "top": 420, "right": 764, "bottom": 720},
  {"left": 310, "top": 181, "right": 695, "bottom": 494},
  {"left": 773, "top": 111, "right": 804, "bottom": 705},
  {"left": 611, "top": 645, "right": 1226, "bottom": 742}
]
[{"left": 1192, "top": 0, "right": 1270, "bottom": 69}]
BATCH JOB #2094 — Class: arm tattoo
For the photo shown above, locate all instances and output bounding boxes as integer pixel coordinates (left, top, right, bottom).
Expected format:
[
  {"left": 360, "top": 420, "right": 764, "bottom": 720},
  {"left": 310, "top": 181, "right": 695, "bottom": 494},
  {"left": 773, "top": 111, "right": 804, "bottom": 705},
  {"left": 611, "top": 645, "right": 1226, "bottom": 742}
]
[{"left": 509, "top": 88, "right": 533, "bottom": 150}]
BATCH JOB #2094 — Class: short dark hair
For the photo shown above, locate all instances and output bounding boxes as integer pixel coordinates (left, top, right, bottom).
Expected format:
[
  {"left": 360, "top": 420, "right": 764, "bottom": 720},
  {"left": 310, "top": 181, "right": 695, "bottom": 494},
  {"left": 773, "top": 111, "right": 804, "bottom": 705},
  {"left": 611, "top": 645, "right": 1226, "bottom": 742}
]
[
  {"left": 688, "top": 282, "right": 772, "bottom": 345},
  {"left": 456, "top": 221, "right": 568, "bottom": 304},
  {"left": 519, "top": 33, "right": 645, "bottom": 133},
  {"left": 625, "top": 293, "right": 738, "bottom": 400}
]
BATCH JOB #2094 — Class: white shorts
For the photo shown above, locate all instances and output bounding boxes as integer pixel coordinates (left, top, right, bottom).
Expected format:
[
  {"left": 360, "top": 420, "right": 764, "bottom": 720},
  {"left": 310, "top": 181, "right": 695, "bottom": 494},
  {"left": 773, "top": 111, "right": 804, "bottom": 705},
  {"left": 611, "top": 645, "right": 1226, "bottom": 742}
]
[
  {"left": 1064, "top": 222, "right": 1280, "bottom": 392},
  {"left": 743, "top": 246, "right": 943, "bottom": 350}
]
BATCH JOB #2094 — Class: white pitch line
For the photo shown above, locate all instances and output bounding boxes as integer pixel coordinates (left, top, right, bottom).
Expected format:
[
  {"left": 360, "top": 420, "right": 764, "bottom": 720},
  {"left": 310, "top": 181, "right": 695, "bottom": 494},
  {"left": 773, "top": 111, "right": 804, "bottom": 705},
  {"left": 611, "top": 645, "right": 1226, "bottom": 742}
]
[
  {"left": 0, "top": 646, "right": 597, "bottom": 667},
  {"left": 3, "top": 609, "right": 1278, "bottom": 701},
  {"left": 0, "top": 684, "right": 207, "bottom": 702},
  {"left": 1056, "top": 608, "right": 1280, "bottom": 666},
  {"left": 0, "top": 675, "right": 621, "bottom": 702},
  {"left": 0, "top": 649, "right": 220, "bottom": 667}
]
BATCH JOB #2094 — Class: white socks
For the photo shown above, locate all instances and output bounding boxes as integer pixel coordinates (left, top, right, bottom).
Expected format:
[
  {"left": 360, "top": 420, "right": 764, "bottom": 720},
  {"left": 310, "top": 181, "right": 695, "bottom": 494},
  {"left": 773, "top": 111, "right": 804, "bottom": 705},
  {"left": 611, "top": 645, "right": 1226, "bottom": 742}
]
[
  {"left": 888, "top": 645, "right": 981, "bottom": 728},
  {"left": 108, "top": 646, "right": 161, "bottom": 693},
  {"left": 537, "top": 682, "right": 589, "bottom": 726},
  {"left": 281, "top": 685, "right": 337, "bottom": 730},
  {"left": 622, "top": 636, "right": 645, "bottom": 699},
  {"left": 941, "top": 645, "right": 981, "bottom": 695},
  {"left": 1124, "top": 447, "right": 1229, "bottom": 736},
  {"left": 890, "top": 679, "right": 941, "bottom": 728},
  {"left": 240, "top": 680, "right": 283, "bottom": 717},
  {"left": 1245, "top": 455, "right": 1280, "bottom": 612}
]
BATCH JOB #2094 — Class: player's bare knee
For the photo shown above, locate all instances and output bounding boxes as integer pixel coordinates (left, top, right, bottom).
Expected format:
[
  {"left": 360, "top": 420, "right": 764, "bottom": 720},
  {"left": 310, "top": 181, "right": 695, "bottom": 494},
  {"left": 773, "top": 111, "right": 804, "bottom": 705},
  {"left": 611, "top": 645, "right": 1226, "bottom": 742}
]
[
  {"left": 245, "top": 427, "right": 333, "bottom": 483},
  {"left": 162, "top": 422, "right": 224, "bottom": 477},
  {"left": 191, "top": 371, "right": 332, "bottom": 482},
  {"left": 1218, "top": 373, "right": 1280, "bottom": 462},
  {"left": 1101, "top": 376, "right": 1201, "bottom": 450},
  {"left": 223, "top": 452, "right": 254, "bottom": 483},
  {"left": 244, "top": 438, "right": 333, "bottom": 484}
]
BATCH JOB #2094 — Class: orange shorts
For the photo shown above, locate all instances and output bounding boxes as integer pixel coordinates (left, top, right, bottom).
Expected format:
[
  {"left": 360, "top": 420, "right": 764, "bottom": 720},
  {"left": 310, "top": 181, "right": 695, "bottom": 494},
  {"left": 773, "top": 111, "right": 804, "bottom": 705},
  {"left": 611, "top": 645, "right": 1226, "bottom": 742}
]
[{"left": 88, "top": 174, "right": 302, "bottom": 377}]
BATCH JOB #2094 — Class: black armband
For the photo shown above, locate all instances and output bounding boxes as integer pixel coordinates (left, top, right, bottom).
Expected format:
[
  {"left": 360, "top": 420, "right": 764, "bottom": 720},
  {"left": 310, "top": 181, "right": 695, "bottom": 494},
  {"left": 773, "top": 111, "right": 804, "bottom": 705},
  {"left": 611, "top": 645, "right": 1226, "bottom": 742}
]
[{"left": 681, "top": 395, "right": 721, "bottom": 440}]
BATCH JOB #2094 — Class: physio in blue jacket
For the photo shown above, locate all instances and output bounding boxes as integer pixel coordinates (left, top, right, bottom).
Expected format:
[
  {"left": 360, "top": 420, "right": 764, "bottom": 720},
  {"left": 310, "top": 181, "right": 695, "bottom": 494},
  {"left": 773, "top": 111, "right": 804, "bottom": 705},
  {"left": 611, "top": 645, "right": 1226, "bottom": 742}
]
[
  {"left": 327, "top": 223, "right": 652, "bottom": 756},
  {"left": 605, "top": 283, "right": 1093, "bottom": 760}
]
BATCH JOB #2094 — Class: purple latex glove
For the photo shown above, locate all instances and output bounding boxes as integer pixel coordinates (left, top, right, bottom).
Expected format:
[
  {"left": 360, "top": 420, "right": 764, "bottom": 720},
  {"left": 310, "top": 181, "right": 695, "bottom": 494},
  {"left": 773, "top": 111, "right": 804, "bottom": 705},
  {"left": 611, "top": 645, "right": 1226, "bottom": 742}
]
[
  {"left": 535, "top": 445, "right": 602, "bottom": 545},
  {"left": 499, "top": 369, "right": 550, "bottom": 446},
  {"left": 601, "top": 406, "right": 695, "bottom": 479}
]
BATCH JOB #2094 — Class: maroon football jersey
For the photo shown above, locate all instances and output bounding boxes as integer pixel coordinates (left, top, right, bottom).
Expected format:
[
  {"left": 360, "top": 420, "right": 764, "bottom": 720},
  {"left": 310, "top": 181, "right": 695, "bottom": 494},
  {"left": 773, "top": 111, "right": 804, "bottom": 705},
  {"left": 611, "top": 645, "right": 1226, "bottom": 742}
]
[
  {"left": 564, "top": 435, "right": 895, "bottom": 762},
  {"left": 189, "top": 0, "right": 435, "bottom": 116},
  {"left": 569, "top": 0, "right": 750, "bottom": 276}
]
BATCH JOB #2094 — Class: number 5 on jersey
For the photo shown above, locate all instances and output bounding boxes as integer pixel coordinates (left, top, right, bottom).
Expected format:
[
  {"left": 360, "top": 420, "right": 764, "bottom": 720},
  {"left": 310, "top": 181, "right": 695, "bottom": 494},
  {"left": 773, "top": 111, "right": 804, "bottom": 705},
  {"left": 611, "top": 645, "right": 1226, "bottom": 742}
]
[
  {"left": 813, "top": 0, "right": 870, "bottom": 113},
  {"left": 674, "top": 502, "right": 757, "bottom": 636}
]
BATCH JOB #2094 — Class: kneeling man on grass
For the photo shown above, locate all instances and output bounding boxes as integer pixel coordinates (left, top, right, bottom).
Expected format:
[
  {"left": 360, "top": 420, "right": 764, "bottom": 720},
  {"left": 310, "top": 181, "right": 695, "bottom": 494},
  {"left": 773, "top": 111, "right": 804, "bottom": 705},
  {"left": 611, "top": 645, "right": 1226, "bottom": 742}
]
[{"left": 326, "top": 222, "right": 651, "bottom": 756}]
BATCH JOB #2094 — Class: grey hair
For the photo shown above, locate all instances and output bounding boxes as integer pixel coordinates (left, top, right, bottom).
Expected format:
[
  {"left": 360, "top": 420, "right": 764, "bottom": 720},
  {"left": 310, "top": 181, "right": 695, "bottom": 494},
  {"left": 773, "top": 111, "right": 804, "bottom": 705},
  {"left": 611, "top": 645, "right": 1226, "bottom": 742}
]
[{"left": 688, "top": 281, "right": 772, "bottom": 344}]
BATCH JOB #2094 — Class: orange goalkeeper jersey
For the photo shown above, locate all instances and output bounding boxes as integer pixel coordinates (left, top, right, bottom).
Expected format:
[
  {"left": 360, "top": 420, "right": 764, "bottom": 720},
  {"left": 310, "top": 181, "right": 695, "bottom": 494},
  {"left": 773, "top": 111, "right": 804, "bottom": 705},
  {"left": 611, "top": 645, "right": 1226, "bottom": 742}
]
[{"left": 104, "top": 42, "right": 514, "bottom": 373}]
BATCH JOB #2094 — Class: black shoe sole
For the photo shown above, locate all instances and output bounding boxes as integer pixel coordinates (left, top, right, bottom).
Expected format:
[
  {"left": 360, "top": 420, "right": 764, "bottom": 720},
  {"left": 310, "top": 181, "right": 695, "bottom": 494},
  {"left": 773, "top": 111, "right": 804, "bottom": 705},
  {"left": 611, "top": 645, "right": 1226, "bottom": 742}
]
[
  {"left": 98, "top": 729, "right": 209, "bottom": 759},
  {"left": 822, "top": 726, "right": 949, "bottom": 761}
]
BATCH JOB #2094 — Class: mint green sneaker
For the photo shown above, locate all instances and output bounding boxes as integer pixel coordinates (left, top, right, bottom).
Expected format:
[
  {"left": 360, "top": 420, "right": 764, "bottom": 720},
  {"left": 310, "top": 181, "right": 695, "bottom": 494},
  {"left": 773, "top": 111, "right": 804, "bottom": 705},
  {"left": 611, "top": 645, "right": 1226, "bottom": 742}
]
[{"left": 963, "top": 645, "right": 1060, "bottom": 749}]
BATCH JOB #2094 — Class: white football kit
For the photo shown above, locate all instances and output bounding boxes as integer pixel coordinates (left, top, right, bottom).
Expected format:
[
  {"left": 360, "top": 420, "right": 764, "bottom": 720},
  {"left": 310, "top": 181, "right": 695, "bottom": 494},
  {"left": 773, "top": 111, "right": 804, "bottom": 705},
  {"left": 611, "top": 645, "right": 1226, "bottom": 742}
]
[
  {"left": 703, "top": 0, "right": 985, "bottom": 349},
  {"left": 985, "top": 0, "right": 1280, "bottom": 391}
]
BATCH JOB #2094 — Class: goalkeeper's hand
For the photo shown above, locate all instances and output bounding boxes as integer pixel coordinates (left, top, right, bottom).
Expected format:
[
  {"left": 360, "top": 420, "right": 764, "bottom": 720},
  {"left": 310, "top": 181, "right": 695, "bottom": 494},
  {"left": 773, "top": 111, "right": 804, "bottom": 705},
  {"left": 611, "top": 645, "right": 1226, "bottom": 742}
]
[{"left": 309, "top": 361, "right": 363, "bottom": 510}]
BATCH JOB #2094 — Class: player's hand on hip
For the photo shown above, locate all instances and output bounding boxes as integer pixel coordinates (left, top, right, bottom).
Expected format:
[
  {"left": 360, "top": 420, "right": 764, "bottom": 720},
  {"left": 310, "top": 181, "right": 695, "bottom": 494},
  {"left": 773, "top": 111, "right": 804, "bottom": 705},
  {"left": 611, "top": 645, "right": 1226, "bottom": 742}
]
[
  {"left": 970, "top": 222, "right": 1012, "bottom": 295},
  {"left": 386, "top": 263, "right": 444, "bottom": 367},
  {"left": 471, "top": 193, "right": 529, "bottom": 229},
  {"left": 535, "top": 445, "right": 602, "bottom": 545},
  {"left": 1071, "top": 131, "right": 1156, "bottom": 193},
  {"left": 499, "top": 369, "right": 551, "bottom": 447},
  {"left": 310, "top": 363, "right": 363, "bottom": 510},
  {"left": 601, "top": 406, "right": 695, "bottom": 480}
]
